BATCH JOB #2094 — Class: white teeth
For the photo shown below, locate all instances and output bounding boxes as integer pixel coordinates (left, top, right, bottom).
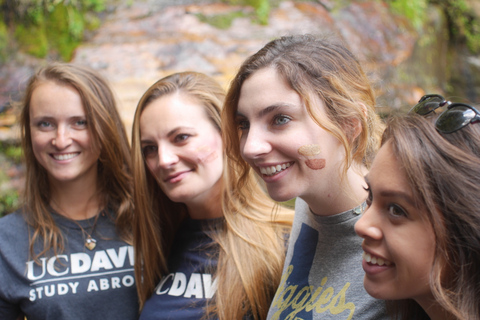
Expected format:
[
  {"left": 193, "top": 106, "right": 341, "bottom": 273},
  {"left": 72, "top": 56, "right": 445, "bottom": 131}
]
[
  {"left": 259, "top": 163, "right": 291, "bottom": 176},
  {"left": 53, "top": 153, "right": 78, "bottom": 161},
  {"left": 362, "top": 252, "right": 391, "bottom": 266}
]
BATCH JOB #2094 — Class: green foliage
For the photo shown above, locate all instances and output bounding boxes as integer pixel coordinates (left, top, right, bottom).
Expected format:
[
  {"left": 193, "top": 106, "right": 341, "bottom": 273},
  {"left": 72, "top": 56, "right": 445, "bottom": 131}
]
[
  {"left": 196, "top": 11, "right": 247, "bottom": 30},
  {"left": 45, "top": 4, "right": 83, "bottom": 61},
  {"left": 221, "top": 0, "right": 271, "bottom": 25},
  {"left": 442, "top": 0, "right": 480, "bottom": 53},
  {"left": 248, "top": 0, "right": 270, "bottom": 25},
  {"left": 0, "top": 190, "right": 19, "bottom": 217},
  {"left": 14, "top": 23, "right": 49, "bottom": 58},
  {"left": 0, "top": 143, "right": 22, "bottom": 217},
  {"left": 0, "top": 17, "right": 8, "bottom": 62},
  {"left": 5, "top": 0, "right": 108, "bottom": 61},
  {"left": 4, "top": 146, "right": 22, "bottom": 164},
  {"left": 389, "top": 0, "right": 428, "bottom": 30}
]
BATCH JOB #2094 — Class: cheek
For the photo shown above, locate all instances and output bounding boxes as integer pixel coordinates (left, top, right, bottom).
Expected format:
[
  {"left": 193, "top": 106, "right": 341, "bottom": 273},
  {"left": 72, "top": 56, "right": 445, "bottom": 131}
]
[
  {"left": 298, "top": 144, "right": 326, "bottom": 170},
  {"left": 305, "top": 159, "right": 326, "bottom": 170},
  {"left": 195, "top": 145, "right": 219, "bottom": 164},
  {"left": 196, "top": 135, "right": 222, "bottom": 164}
]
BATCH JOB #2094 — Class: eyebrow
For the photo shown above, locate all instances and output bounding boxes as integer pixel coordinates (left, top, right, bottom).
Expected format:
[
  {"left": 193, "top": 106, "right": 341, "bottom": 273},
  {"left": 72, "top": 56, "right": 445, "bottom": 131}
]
[
  {"left": 236, "top": 103, "right": 297, "bottom": 119},
  {"left": 364, "top": 175, "right": 415, "bottom": 204},
  {"left": 140, "top": 126, "right": 195, "bottom": 144}
]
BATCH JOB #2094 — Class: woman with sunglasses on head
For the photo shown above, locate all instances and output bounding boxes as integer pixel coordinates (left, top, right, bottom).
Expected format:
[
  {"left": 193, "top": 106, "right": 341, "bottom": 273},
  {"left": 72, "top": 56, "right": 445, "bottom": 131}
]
[
  {"left": 0, "top": 63, "right": 138, "bottom": 320},
  {"left": 355, "top": 95, "right": 480, "bottom": 319},
  {"left": 222, "top": 34, "right": 388, "bottom": 319},
  {"left": 131, "top": 71, "right": 293, "bottom": 320}
]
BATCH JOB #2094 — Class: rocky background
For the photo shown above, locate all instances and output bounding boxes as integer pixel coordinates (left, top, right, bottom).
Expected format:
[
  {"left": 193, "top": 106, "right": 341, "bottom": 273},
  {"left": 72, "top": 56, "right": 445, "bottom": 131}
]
[{"left": 0, "top": 0, "right": 479, "bottom": 214}]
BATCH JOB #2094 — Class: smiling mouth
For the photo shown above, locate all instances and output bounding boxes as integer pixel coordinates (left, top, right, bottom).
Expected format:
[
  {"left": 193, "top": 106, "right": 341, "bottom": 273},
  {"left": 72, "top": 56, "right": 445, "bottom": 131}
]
[
  {"left": 363, "top": 252, "right": 392, "bottom": 266},
  {"left": 52, "top": 153, "right": 79, "bottom": 161},
  {"left": 259, "top": 162, "right": 293, "bottom": 176}
]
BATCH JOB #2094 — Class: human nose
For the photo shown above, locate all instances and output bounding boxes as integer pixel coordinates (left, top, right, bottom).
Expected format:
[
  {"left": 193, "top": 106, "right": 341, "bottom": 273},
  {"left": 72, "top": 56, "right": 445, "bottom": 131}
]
[
  {"left": 354, "top": 206, "right": 383, "bottom": 240},
  {"left": 158, "top": 144, "right": 179, "bottom": 168},
  {"left": 241, "top": 126, "right": 272, "bottom": 160},
  {"left": 53, "top": 124, "right": 72, "bottom": 149}
]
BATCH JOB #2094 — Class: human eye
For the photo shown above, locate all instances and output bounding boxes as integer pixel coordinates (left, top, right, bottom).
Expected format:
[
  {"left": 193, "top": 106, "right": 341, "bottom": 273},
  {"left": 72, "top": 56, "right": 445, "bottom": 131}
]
[
  {"left": 76, "top": 119, "right": 87, "bottom": 126},
  {"left": 142, "top": 145, "right": 157, "bottom": 158},
  {"left": 39, "top": 121, "right": 52, "bottom": 128},
  {"left": 174, "top": 134, "right": 191, "bottom": 143},
  {"left": 363, "top": 185, "right": 372, "bottom": 207},
  {"left": 235, "top": 117, "right": 250, "bottom": 131},
  {"left": 272, "top": 114, "right": 291, "bottom": 126},
  {"left": 35, "top": 120, "right": 54, "bottom": 131},
  {"left": 387, "top": 203, "right": 407, "bottom": 218}
]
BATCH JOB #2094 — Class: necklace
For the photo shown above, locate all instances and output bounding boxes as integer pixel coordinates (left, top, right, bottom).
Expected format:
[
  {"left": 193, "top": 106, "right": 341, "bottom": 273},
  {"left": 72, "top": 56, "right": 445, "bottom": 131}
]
[
  {"left": 50, "top": 202, "right": 101, "bottom": 250},
  {"left": 78, "top": 213, "right": 101, "bottom": 250},
  {"left": 83, "top": 223, "right": 98, "bottom": 250}
]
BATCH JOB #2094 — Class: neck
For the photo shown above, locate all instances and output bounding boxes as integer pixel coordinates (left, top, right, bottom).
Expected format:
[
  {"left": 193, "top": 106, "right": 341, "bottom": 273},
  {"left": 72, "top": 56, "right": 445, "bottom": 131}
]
[
  {"left": 50, "top": 179, "right": 101, "bottom": 220},
  {"left": 418, "top": 298, "right": 455, "bottom": 320},
  {"left": 306, "top": 162, "right": 368, "bottom": 216},
  {"left": 186, "top": 184, "right": 223, "bottom": 220}
]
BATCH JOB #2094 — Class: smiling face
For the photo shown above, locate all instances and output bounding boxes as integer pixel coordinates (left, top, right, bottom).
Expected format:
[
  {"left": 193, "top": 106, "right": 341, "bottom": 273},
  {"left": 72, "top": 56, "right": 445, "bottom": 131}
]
[
  {"left": 139, "top": 92, "right": 224, "bottom": 212},
  {"left": 354, "top": 141, "right": 436, "bottom": 306},
  {"left": 235, "top": 67, "right": 346, "bottom": 204},
  {"left": 30, "top": 81, "right": 100, "bottom": 186}
]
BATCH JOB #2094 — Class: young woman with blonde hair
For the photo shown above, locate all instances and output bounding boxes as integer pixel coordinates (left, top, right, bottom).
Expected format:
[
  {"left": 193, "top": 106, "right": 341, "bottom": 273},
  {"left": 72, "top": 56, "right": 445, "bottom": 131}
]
[
  {"left": 131, "top": 71, "right": 293, "bottom": 319},
  {"left": 356, "top": 96, "right": 480, "bottom": 319},
  {"left": 222, "top": 34, "right": 387, "bottom": 319},
  {"left": 0, "top": 63, "right": 138, "bottom": 319}
]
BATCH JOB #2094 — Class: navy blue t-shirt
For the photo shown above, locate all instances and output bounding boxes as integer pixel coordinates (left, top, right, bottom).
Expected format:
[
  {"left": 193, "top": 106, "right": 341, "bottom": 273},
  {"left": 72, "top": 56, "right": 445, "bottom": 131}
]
[{"left": 140, "top": 218, "right": 220, "bottom": 320}]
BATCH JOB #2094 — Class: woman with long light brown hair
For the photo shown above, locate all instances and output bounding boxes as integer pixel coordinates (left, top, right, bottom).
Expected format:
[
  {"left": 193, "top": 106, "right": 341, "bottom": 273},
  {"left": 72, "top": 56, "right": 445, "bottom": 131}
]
[
  {"left": 131, "top": 71, "right": 293, "bottom": 319},
  {"left": 221, "top": 34, "right": 387, "bottom": 319},
  {"left": 0, "top": 63, "right": 138, "bottom": 320}
]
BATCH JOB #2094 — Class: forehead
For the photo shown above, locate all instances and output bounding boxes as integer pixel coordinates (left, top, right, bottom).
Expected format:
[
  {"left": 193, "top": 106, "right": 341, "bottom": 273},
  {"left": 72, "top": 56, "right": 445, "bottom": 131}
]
[
  {"left": 237, "top": 67, "right": 302, "bottom": 114},
  {"left": 368, "top": 142, "right": 410, "bottom": 190},
  {"left": 140, "top": 93, "right": 216, "bottom": 131},
  {"left": 29, "top": 81, "right": 85, "bottom": 116}
]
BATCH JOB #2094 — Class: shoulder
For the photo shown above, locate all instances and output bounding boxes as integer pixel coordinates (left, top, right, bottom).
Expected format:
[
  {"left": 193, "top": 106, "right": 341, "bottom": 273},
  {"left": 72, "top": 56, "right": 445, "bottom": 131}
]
[{"left": 0, "top": 209, "right": 28, "bottom": 231}]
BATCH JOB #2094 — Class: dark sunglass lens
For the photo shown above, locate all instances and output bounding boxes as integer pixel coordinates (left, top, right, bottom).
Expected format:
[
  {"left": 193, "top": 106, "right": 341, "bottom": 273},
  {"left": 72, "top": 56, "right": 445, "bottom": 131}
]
[
  {"left": 436, "top": 105, "right": 476, "bottom": 133},
  {"left": 411, "top": 96, "right": 444, "bottom": 115}
]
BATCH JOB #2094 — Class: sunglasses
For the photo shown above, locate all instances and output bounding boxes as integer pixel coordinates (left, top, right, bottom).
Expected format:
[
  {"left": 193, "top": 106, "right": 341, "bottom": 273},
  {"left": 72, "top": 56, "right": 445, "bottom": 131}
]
[{"left": 409, "top": 94, "right": 480, "bottom": 134}]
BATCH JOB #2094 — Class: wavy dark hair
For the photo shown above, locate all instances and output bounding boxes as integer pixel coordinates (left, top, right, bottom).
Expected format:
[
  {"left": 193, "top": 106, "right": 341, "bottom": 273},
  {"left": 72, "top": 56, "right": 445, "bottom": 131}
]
[{"left": 382, "top": 114, "right": 480, "bottom": 319}]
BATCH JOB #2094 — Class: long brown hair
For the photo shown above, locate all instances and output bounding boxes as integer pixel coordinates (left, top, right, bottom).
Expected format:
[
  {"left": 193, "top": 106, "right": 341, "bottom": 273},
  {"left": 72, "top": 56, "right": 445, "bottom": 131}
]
[
  {"left": 131, "top": 72, "right": 293, "bottom": 319},
  {"left": 19, "top": 62, "right": 133, "bottom": 259},
  {"left": 382, "top": 115, "right": 480, "bottom": 319},
  {"left": 222, "top": 34, "right": 384, "bottom": 190}
]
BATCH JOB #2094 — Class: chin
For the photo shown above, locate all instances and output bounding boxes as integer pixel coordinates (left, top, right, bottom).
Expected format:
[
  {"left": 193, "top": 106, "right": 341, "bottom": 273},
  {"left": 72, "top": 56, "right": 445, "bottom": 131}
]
[
  {"left": 267, "top": 189, "right": 296, "bottom": 203},
  {"left": 363, "top": 280, "right": 394, "bottom": 300}
]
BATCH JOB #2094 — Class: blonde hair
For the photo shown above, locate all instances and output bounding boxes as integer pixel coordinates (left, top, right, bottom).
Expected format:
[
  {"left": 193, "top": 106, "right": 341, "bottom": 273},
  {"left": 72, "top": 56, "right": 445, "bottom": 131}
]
[
  {"left": 131, "top": 72, "right": 293, "bottom": 319},
  {"left": 19, "top": 62, "right": 133, "bottom": 260},
  {"left": 222, "top": 34, "right": 384, "bottom": 188}
]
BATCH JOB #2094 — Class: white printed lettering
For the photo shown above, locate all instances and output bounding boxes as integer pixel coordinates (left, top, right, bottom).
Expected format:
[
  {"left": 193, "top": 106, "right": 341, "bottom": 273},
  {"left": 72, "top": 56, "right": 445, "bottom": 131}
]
[
  {"left": 100, "top": 278, "right": 110, "bottom": 290},
  {"left": 58, "top": 283, "right": 69, "bottom": 295},
  {"left": 46, "top": 255, "right": 69, "bottom": 277},
  {"left": 91, "top": 251, "right": 114, "bottom": 272},
  {"left": 156, "top": 274, "right": 174, "bottom": 295},
  {"left": 202, "top": 274, "right": 217, "bottom": 299},
  {"left": 87, "top": 280, "right": 99, "bottom": 292},
  {"left": 71, "top": 253, "right": 91, "bottom": 274},
  {"left": 184, "top": 273, "right": 203, "bottom": 298},
  {"left": 26, "top": 258, "right": 47, "bottom": 280},
  {"left": 169, "top": 273, "right": 187, "bottom": 296},
  {"left": 112, "top": 277, "right": 121, "bottom": 289},
  {"left": 122, "top": 275, "right": 135, "bottom": 287}
]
